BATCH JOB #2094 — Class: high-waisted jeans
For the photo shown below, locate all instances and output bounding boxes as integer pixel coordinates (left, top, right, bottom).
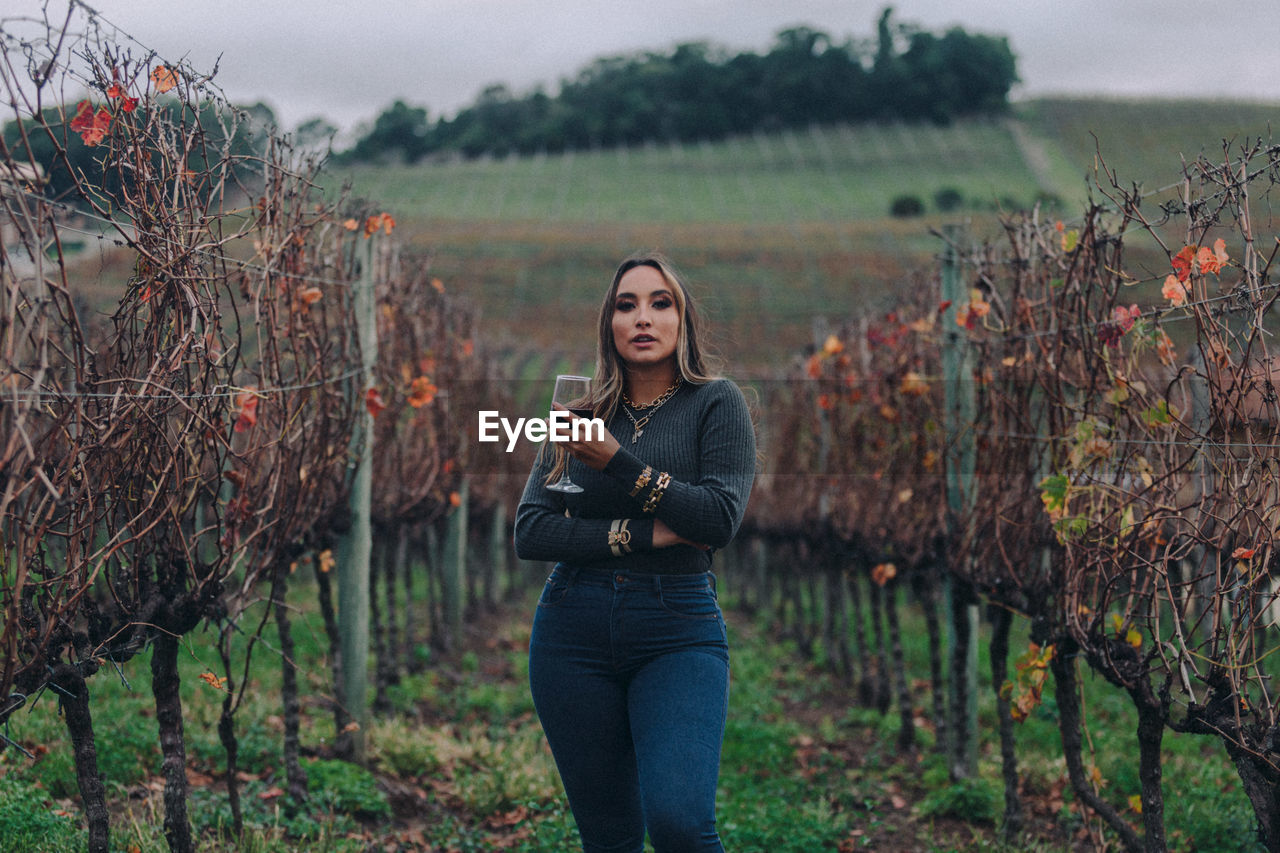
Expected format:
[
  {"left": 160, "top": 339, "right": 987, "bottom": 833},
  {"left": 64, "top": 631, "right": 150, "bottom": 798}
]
[{"left": 528, "top": 565, "right": 729, "bottom": 853}]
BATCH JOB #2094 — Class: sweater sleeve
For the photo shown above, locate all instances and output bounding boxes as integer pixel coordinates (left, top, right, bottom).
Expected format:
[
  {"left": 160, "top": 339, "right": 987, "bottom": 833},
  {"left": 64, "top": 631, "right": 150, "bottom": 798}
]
[
  {"left": 513, "top": 446, "right": 656, "bottom": 563},
  {"left": 602, "top": 380, "right": 756, "bottom": 549}
]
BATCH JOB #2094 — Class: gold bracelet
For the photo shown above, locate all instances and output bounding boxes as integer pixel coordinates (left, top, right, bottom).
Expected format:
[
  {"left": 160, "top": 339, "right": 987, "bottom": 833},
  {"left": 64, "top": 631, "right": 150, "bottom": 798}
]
[
  {"left": 608, "top": 519, "right": 633, "bottom": 556},
  {"left": 642, "top": 471, "right": 671, "bottom": 514},
  {"left": 629, "top": 465, "right": 653, "bottom": 497}
]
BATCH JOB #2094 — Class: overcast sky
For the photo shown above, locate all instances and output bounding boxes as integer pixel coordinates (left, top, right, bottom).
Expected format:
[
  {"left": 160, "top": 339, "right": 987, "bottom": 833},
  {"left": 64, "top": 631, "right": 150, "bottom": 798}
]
[{"left": 22, "top": 0, "right": 1280, "bottom": 136}]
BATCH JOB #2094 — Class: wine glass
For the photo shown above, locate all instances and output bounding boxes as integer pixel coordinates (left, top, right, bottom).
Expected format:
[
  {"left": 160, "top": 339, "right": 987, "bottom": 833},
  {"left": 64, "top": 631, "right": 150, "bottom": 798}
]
[{"left": 546, "top": 374, "right": 592, "bottom": 493}]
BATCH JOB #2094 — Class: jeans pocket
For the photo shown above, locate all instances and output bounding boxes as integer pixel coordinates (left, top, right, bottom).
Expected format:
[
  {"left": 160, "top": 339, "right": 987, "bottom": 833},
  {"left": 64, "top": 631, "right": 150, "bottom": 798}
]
[
  {"left": 658, "top": 582, "right": 719, "bottom": 619},
  {"left": 537, "top": 572, "right": 571, "bottom": 608}
]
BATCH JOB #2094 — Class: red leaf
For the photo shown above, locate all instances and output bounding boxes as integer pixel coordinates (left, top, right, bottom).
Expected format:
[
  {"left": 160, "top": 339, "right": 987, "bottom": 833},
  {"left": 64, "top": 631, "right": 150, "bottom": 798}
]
[
  {"left": 365, "top": 387, "right": 387, "bottom": 418},
  {"left": 70, "top": 100, "right": 113, "bottom": 146},
  {"left": 1171, "top": 246, "right": 1196, "bottom": 282}
]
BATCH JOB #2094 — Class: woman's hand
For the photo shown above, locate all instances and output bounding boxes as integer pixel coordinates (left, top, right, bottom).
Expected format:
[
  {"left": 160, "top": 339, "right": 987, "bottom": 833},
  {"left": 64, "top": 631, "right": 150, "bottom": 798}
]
[
  {"left": 653, "top": 519, "right": 709, "bottom": 550},
  {"left": 553, "top": 402, "right": 621, "bottom": 471}
]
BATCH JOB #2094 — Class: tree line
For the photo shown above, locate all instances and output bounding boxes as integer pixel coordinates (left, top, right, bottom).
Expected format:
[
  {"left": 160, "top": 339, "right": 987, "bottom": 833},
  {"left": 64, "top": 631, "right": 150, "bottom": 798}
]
[{"left": 340, "top": 7, "right": 1018, "bottom": 162}]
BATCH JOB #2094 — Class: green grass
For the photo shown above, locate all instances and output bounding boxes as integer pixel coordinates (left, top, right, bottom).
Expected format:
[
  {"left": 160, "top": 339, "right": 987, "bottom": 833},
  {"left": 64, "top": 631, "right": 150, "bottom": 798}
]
[
  {"left": 331, "top": 118, "right": 1054, "bottom": 227},
  {"left": 0, "top": 564, "right": 1266, "bottom": 851},
  {"left": 1020, "top": 97, "right": 1280, "bottom": 197},
  {"left": 715, "top": 567, "right": 1267, "bottom": 851}
]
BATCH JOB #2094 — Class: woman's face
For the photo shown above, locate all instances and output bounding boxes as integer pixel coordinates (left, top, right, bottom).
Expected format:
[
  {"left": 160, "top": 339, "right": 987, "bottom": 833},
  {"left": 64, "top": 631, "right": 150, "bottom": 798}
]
[{"left": 611, "top": 264, "right": 681, "bottom": 370}]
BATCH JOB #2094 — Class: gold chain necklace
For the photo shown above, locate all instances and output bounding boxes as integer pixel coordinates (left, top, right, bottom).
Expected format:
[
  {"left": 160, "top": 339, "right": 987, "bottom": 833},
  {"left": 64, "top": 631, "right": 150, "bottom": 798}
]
[{"left": 621, "top": 378, "right": 682, "bottom": 444}]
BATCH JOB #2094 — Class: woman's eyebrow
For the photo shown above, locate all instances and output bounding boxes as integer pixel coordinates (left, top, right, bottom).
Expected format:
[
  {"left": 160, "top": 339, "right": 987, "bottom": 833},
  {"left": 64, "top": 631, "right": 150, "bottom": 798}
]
[{"left": 615, "top": 289, "right": 673, "bottom": 300}]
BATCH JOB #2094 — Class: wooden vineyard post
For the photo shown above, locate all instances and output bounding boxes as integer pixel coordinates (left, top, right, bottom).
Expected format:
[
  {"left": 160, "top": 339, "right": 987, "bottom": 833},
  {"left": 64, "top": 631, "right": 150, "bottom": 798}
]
[
  {"left": 442, "top": 477, "right": 469, "bottom": 650},
  {"left": 489, "top": 499, "right": 513, "bottom": 602},
  {"left": 940, "top": 225, "right": 979, "bottom": 779},
  {"left": 337, "top": 234, "right": 378, "bottom": 763}
]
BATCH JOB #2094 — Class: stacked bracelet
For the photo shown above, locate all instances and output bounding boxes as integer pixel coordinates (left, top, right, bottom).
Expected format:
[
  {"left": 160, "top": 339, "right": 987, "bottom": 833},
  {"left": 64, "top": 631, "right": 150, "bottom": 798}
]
[
  {"left": 608, "top": 519, "right": 633, "bottom": 556},
  {"left": 641, "top": 471, "right": 671, "bottom": 514},
  {"left": 629, "top": 465, "right": 653, "bottom": 497}
]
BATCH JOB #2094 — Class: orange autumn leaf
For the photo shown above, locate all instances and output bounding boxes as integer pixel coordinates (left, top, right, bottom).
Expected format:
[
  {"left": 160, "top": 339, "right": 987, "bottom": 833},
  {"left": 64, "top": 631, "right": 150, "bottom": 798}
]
[
  {"left": 449, "top": 491, "right": 462, "bottom": 508},
  {"left": 871, "top": 563, "right": 897, "bottom": 586},
  {"left": 1212, "top": 237, "right": 1229, "bottom": 268},
  {"left": 817, "top": 393, "right": 834, "bottom": 411},
  {"left": 1232, "top": 547, "right": 1257, "bottom": 560},
  {"left": 298, "top": 286, "right": 323, "bottom": 307},
  {"left": 805, "top": 353, "right": 823, "bottom": 379},
  {"left": 431, "top": 277, "right": 446, "bottom": 294},
  {"left": 460, "top": 338, "right": 475, "bottom": 358},
  {"left": 343, "top": 218, "right": 359, "bottom": 231},
  {"left": 362, "top": 212, "right": 396, "bottom": 238},
  {"left": 1171, "top": 245, "right": 1196, "bottom": 282},
  {"left": 821, "top": 334, "right": 844, "bottom": 356},
  {"left": 198, "top": 671, "right": 228, "bottom": 690},
  {"left": 1161, "top": 274, "right": 1188, "bottom": 307},
  {"left": 1197, "top": 238, "right": 1229, "bottom": 275},
  {"left": 408, "top": 376, "right": 438, "bottom": 408},
  {"left": 365, "top": 387, "right": 387, "bottom": 418},
  {"left": 955, "top": 295, "right": 990, "bottom": 330},
  {"left": 899, "top": 371, "right": 929, "bottom": 397},
  {"left": 150, "top": 65, "right": 178, "bottom": 93},
  {"left": 233, "top": 390, "right": 260, "bottom": 433},
  {"left": 317, "top": 549, "right": 335, "bottom": 573}
]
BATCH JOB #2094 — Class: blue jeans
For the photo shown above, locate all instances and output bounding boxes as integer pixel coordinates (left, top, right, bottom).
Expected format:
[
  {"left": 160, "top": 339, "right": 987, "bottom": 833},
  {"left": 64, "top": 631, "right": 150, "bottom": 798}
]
[{"left": 529, "top": 565, "right": 729, "bottom": 853}]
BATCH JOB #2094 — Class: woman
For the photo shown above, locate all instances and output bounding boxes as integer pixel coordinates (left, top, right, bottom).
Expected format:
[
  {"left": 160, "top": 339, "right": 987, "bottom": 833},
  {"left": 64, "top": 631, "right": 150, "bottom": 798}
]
[{"left": 514, "top": 253, "right": 756, "bottom": 853}]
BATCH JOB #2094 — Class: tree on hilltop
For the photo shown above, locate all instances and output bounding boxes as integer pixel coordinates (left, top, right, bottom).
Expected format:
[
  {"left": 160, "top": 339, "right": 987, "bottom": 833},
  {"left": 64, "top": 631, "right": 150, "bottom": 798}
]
[{"left": 344, "top": 6, "right": 1018, "bottom": 162}]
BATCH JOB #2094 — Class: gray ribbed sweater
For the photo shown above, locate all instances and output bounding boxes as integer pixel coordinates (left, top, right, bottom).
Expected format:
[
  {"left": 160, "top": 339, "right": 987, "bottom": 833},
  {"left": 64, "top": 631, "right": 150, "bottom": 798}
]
[{"left": 514, "top": 378, "right": 756, "bottom": 574}]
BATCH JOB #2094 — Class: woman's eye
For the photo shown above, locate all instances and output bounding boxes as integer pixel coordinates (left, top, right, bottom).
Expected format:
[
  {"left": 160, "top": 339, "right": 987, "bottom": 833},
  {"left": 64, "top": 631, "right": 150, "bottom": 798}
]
[
  {"left": 653, "top": 298, "right": 672, "bottom": 309},
  {"left": 615, "top": 301, "right": 635, "bottom": 312}
]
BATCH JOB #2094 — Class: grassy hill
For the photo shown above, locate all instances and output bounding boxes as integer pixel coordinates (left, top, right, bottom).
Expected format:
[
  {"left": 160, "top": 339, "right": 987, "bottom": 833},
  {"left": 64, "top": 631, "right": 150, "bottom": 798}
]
[{"left": 326, "top": 97, "right": 1279, "bottom": 374}]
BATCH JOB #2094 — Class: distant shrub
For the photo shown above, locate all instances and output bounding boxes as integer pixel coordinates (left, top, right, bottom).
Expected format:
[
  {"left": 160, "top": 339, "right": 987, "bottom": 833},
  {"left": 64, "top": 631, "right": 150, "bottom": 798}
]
[
  {"left": 933, "top": 187, "right": 964, "bottom": 212},
  {"left": 889, "top": 194, "right": 925, "bottom": 217},
  {"left": 1035, "top": 190, "right": 1065, "bottom": 211}
]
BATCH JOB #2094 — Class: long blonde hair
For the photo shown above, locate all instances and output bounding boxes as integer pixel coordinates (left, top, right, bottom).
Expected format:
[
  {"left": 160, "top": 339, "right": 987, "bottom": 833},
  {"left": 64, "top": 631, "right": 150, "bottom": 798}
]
[{"left": 544, "top": 252, "right": 721, "bottom": 484}]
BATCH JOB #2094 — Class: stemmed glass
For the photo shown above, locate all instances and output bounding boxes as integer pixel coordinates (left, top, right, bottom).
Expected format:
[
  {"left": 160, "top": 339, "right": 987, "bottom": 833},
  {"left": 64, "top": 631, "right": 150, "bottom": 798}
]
[{"left": 546, "top": 374, "right": 592, "bottom": 493}]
